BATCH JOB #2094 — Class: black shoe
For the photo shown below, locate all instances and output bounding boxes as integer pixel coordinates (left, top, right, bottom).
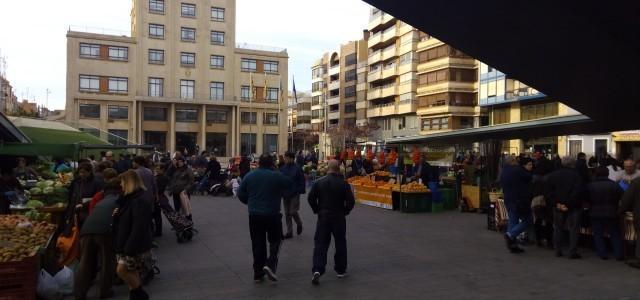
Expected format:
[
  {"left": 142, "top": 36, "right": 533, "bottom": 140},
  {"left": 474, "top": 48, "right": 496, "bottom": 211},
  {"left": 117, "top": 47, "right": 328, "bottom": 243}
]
[
  {"left": 129, "top": 287, "right": 149, "bottom": 300},
  {"left": 297, "top": 223, "right": 303, "bottom": 235},
  {"left": 254, "top": 273, "right": 265, "bottom": 283},
  {"left": 311, "top": 272, "right": 321, "bottom": 285},
  {"left": 599, "top": 256, "right": 609, "bottom": 260},
  {"left": 570, "top": 253, "right": 582, "bottom": 259},
  {"left": 283, "top": 233, "right": 293, "bottom": 240},
  {"left": 263, "top": 266, "right": 278, "bottom": 282},
  {"left": 555, "top": 252, "right": 563, "bottom": 257}
]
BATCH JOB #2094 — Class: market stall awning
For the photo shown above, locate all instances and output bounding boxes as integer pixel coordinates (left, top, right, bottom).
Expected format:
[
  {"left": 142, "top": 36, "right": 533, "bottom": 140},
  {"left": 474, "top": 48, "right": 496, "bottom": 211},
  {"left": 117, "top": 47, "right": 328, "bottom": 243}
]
[
  {"left": 0, "top": 142, "right": 80, "bottom": 158},
  {"left": 18, "top": 127, "right": 107, "bottom": 145},
  {"left": 0, "top": 112, "right": 30, "bottom": 143},
  {"left": 0, "top": 126, "right": 109, "bottom": 158},
  {"left": 386, "top": 114, "right": 594, "bottom": 145}
]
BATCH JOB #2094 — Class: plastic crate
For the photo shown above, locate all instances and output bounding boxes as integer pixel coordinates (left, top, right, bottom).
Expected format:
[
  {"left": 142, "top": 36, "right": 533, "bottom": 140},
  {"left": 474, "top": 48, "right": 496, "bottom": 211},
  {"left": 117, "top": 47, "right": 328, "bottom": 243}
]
[
  {"left": 440, "top": 188, "right": 456, "bottom": 210},
  {"left": 431, "top": 202, "right": 444, "bottom": 213},
  {"left": 0, "top": 255, "right": 37, "bottom": 300},
  {"left": 392, "top": 191, "right": 400, "bottom": 211},
  {"left": 400, "top": 192, "right": 431, "bottom": 213}
]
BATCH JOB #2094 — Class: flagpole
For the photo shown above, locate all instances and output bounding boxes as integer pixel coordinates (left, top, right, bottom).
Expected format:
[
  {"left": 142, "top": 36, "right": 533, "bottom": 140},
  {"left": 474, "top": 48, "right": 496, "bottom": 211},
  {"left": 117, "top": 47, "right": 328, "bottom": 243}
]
[{"left": 249, "top": 72, "right": 253, "bottom": 157}]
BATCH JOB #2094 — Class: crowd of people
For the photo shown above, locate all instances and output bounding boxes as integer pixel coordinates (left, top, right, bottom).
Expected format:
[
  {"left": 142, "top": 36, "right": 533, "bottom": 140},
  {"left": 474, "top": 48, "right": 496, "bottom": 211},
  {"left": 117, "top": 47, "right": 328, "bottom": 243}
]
[{"left": 499, "top": 151, "right": 640, "bottom": 269}]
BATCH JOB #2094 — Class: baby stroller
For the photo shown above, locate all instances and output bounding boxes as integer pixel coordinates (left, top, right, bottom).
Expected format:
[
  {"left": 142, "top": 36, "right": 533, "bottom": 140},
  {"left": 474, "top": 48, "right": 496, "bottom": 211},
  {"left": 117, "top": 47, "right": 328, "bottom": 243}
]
[{"left": 159, "top": 194, "right": 197, "bottom": 243}]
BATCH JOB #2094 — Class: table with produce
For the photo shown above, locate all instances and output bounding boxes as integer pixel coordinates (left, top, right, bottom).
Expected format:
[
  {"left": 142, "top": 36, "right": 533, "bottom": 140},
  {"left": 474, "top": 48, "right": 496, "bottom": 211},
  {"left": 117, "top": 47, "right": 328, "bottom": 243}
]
[{"left": 11, "top": 172, "right": 72, "bottom": 224}]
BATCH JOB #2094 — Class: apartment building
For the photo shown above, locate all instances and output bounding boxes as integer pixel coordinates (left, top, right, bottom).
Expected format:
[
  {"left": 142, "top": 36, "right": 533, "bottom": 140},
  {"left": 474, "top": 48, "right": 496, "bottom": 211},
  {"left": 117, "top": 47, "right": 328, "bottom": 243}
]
[
  {"left": 366, "top": 8, "right": 420, "bottom": 141},
  {"left": 416, "top": 34, "right": 484, "bottom": 135},
  {"left": 66, "top": 0, "right": 288, "bottom": 158},
  {"left": 311, "top": 36, "right": 368, "bottom": 156},
  {"left": 0, "top": 75, "right": 18, "bottom": 115}
]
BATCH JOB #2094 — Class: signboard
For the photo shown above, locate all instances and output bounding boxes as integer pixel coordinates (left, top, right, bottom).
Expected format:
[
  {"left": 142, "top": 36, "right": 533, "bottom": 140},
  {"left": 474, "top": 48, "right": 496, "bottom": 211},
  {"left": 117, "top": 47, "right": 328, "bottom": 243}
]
[{"left": 613, "top": 131, "right": 640, "bottom": 142}]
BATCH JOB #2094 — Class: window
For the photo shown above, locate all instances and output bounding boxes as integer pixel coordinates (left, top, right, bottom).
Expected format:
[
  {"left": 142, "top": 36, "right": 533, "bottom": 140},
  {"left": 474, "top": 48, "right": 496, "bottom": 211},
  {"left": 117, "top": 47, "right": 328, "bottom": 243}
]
[
  {"left": 264, "top": 61, "right": 279, "bottom": 73},
  {"left": 459, "top": 117, "right": 474, "bottom": 129},
  {"left": 143, "top": 107, "right": 167, "bottom": 121},
  {"left": 210, "top": 31, "right": 224, "bottom": 45},
  {"left": 241, "top": 133, "right": 257, "bottom": 155},
  {"left": 79, "top": 104, "right": 100, "bottom": 118},
  {"left": 181, "top": 3, "right": 196, "bottom": 17},
  {"left": 149, "top": 0, "right": 164, "bottom": 13},
  {"left": 263, "top": 113, "right": 278, "bottom": 125},
  {"left": 266, "top": 88, "right": 279, "bottom": 102},
  {"left": 206, "top": 110, "right": 227, "bottom": 123},
  {"left": 421, "top": 117, "right": 449, "bottom": 131},
  {"left": 108, "top": 105, "right": 128, "bottom": 119},
  {"left": 210, "top": 82, "right": 224, "bottom": 100},
  {"left": 176, "top": 109, "right": 198, "bottom": 122},
  {"left": 108, "top": 77, "right": 128, "bottom": 93},
  {"left": 108, "top": 46, "right": 128, "bottom": 60},
  {"left": 108, "top": 129, "right": 128, "bottom": 146},
  {"left": 149, "top": 24, "right": 164, "bottom": 38},
  {"left": 241, "top": 59, "right": 257, "bottom": 72},
  {"left": 79, "top": 43, "right": 100, "bottom": 58},
  {"left": 210, "top": 55, "right": 224, "bottom": 69},
  {"left": 312, "top": 109, "right": 324, "bottom": 119},
  {"left": 312, "top": 82, "right": 324, "bottom": 92},
  {"left": 148, "top": 78, "right": 163, "bottom": 97},
  {"left": 241, "top": 86, "right": 250, "bottom": 101},
  {"left": 344, "top": 103, "right": 356, "bottom": 113},
  {"left": 181, "top": 27, "right": 195, "bottom": 41},
  {"left": 345, "top": 53, "right": 357, "bottom": 66},
  {"left": 144, "top": 131, "right": 166, "bottom": 152},
  {"left": 520, "top": 102, "right": 558, "bottom": 121},
  {"left": 345, "top": 69, "right": 357, "bottom": 82},
  {"left": 211, "top": 7, "right": 225, "bottom": 21},
  {"left": 180, "top": 52, "right": 195, "bottom": 66},
  {"left": 206, "top": 133, "right": 226, "bottom": 157},
  {"left": 417, "top": 92, "right": 476, "bottom": 108},
  {"left": 79, "top": 75, "right": 99, "bottom": 91},
  {"left": 399, "top": 52, "right": 414, "bottom": 65},
  {"left": 492, "top": 108, "right": 510, "bottom": 125},
  {"left": 148, "top": 49, "right": 164, "bottom": 64},
  {"left": 241, "top": 112, "right": 257, "bottom": 124},
  {"left": 344, "top": 85, "right": 356, "bottom": 98},
  {"left": 263, "top": 134, "right": 278, "bottom": 154},
  {"left": 569, "top": 140, "right": 582, "bottom": 158},
  {"left": 180, "top": 80, "right": 195, "bottom": 99}
]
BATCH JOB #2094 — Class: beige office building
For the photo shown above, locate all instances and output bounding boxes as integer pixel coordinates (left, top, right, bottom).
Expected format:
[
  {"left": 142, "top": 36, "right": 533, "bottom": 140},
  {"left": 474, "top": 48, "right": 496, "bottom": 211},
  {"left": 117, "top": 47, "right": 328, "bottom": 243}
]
[{"left": 66, "top": 0, "right": 288, "bottom": 158}]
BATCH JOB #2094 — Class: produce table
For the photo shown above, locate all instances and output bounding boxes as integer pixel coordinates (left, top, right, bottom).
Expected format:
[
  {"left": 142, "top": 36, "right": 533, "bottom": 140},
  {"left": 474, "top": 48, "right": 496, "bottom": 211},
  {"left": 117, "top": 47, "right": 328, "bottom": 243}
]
[
  {"left": 351, "top": 184, "right": 393, "bottom": 210},
  {"left": 10, "top": 205, "right": 67, "bottom": 225}
]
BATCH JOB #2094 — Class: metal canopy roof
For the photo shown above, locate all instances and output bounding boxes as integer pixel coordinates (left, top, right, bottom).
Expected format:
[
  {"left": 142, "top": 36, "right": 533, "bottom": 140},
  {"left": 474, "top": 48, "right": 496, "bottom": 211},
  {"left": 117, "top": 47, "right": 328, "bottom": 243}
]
[{"left": 363, "top": 0, "right": 640, "bottom": 143}]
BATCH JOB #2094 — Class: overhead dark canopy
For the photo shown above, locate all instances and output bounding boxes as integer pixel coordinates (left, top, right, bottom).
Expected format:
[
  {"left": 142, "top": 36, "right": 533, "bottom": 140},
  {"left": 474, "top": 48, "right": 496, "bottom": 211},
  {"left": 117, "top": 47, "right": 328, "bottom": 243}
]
[{"left": 363, "top": 0, "right": 640, "bottom": 134}]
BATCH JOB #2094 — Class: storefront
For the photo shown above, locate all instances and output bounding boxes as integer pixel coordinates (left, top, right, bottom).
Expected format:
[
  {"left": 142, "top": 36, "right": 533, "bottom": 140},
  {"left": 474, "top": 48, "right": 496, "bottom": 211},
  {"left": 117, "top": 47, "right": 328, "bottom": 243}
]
[{"left": 613, "top": 131, "right": 640, "bottom": 160}]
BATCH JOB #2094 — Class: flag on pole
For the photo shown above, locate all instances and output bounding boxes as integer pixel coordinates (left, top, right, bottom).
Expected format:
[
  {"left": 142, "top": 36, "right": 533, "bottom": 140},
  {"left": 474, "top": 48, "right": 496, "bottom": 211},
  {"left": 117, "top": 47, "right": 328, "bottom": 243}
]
[
  {"left": 279, "top": 76, "right": 284, "bottom": 105},
  {"left": 263, "top": 72, "right": 268, "bottom": 102},
  {"left": 249, "top": 72, "right": 254, "bottom": 102},
  {"left": 292, "top": 76, "right": 298, "bottom": 103}
]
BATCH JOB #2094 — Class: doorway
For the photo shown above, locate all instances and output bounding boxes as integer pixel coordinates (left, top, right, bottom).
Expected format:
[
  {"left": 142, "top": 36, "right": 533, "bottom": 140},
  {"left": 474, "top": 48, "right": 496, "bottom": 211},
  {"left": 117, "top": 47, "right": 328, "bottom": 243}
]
[{"left": 176, "top": 132, "right": 198, "bottom": 155}]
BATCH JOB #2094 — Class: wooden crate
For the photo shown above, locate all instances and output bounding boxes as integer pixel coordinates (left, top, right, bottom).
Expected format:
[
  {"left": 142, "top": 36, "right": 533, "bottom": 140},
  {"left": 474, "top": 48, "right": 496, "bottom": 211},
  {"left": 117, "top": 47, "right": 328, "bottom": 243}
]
[{"left": 0, "top": 255, "right": 37, "bottom": 300}]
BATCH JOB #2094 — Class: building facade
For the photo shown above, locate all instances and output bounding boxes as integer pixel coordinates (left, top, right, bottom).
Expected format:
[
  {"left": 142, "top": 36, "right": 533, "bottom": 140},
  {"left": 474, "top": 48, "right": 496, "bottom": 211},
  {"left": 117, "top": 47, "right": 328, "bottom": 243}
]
[
  {"left": 0, "top": 75, "right": 18, "bottom": 115},
  {"left": 66, "top": 0, "right": 288, "bottom": 158}
]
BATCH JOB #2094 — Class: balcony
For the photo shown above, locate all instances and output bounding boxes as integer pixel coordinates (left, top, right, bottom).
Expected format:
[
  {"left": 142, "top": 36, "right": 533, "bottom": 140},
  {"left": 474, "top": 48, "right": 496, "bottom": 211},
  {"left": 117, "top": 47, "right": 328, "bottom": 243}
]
[
  {"left": 368, "top": 68, "right": 383, "bottom": 83},
  {"left": 296, "top": 123, "right": 312, "bottom": 131},
  {"left": 417, "top": 81, "right": 476, "bottom": 96},
  {"left": 368, "top": 50, "right": 383, "bottom": 65},
  {"left": 311, "top": 90, "right": 323, "bottom": 97},
  {"left": 381, "top": 64, "right": 398, "bottom": 79},
  {"left": 297, "top": 110, "right": 312, "bottom": 117},
  {"left": 328, "top": 111, "right": 340, "bottom": 120},
  {"left": 368, "top": 12, "right": 395, "bottom": 31},
  {"left": 398, "top": 39, "right": 417, "bottom": 56},
  {"left": 357, "top": 61, "right": 368, "bottom": 73},
  {"left": 416, "top": 100, "right": 478, "bottom": 116},
  {"left": 368, "top": 25, "right": 398, "bottom": 48},
  {"left": 417, "top": 36, "right": 443, "bottom": 51},
  {"left": 328, "top": 80, "right": 340, "bottom": 90},
  {"left": 356, "top": 101, "right": 367, "bottom": 110},
  {"left": 367, "top": 103, "right": 397, "bottom": 118},
  {"left": 327, "top": 95, "right": 341, "bottom": 106},
  {"left": 367, "top": 84, "right": 398, "bottom": 100},
  {"left": 397, "top": 22, "right": 413, "bottom": 36},
  {"left": 417, "top": 56, "right": 477, "bottom": 74},
  {"left": 328, "top": 65, "right": 340, "bottom": 76},
  {"left": 381, "top": 46, "right": 397, "bottom": 61},
  {"left": 398, "top": 79, "right": 417, "bottom": 95},
  {"left": 398, "top": 61, "right": 417, "bottom": 75},
  {"left": 397, "top": 99, "right": 416, "bottom": 114},
  {"left": 505, "top": 87, "right": 544, "bottom": 101}
]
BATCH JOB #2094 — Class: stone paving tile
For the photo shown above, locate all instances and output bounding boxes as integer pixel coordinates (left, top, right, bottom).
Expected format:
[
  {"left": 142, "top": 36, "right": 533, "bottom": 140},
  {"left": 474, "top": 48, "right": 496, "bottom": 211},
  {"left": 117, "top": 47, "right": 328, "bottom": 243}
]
[{"left": 72, "top": 194, "right": 640, "bottom": 299}]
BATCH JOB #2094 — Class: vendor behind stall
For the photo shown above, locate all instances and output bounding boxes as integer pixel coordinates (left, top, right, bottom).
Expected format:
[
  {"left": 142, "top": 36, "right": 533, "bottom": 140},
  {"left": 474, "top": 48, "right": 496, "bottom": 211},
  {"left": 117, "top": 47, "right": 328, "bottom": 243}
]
[
  {"left": 52, "top": 157, "right": 72, "bottom": 174},
  {"left": 61, "top": 162, "right": 103, "bottom": 234},
  {"left": 13, "top": 157, "right": 38, "bottom": 180}
]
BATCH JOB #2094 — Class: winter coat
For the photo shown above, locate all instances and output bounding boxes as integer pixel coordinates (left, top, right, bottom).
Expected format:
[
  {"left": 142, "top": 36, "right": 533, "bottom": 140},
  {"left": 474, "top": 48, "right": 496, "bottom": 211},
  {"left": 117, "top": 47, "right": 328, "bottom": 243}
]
[
  {"left": 621, "top": 177, "right": 640, "bottom": 228},
  {"left": 81, "top": 193, "right": 118, "bottom": 236},
  {"left": 136, "top": 167, "right": 157, "bottom": 207},
  {"left": 238, "top": 168, "right": 292, "bottom": 216},
  {"left": 279, "top": 163, "right": 306, "bottom": 198},
  {"left": 113, "top": 189, "right": 152, "bottom": 255},
  {"left": 545, "top": 167, "right": 583, "bottom": 211},
  {"left": 169, "top": 166, "right": 195, "bottom": 194},
  {"left": 308, "top": 173, "right": 355, "bottom": 217},
  {"left": 499, "top": 165, "right": 533, "bottom": 214},
  {"left": 587, "top": 177, "right": 623, "bottom": 219}
]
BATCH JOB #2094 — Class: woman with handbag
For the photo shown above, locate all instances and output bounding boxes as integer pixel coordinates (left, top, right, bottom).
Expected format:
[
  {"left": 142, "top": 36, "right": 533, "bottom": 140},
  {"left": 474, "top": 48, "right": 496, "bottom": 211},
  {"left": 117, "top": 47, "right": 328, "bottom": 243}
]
[
  {"left": 169, "top": 156, "right": 194, "bottom": 220},
  {"left": 113, "top": 170, "right": 152, "bottom": 300}
]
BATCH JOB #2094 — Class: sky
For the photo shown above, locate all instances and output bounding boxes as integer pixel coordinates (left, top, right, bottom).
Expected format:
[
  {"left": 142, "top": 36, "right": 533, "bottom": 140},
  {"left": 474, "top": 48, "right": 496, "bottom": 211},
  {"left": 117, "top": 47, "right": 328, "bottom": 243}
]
[{"left": 0, "top": 0, "right": 371, "bottom": 110}]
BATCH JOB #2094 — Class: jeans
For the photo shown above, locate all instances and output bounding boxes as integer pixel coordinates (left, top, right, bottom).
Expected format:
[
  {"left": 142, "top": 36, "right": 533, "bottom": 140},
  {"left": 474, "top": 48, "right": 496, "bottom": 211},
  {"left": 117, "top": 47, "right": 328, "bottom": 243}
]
[
  {"left": 172, "top": 193, "right": 182, "bottom": 213},
  {"left": 591, "top": 217, "right": 622, "bottom": 259},
  {"left": 428, "top": 182, "right": 440, "bottom": 203},
  {"left": 507, "top": 208, "right": 532, "bottom": 240},
  {"left": 312, "top": 215, "right": 347, "bottom": 275},
  {"left": 553, "top": 209, "right": 581, "bottom": 255},
  {"left": 283, "top": 195, "right": 302, "bottom": 235},
  {"left": 249, "top": 214, "right": 282, "bottom": 276}
]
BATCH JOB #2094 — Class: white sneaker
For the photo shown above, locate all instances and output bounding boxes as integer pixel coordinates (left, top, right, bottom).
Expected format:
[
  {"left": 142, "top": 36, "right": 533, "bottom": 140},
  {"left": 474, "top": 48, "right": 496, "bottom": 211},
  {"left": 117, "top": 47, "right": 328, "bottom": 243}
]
[
  {"left": 336, "top": 272, "right": 347, "bottom": 278},
  {"left": 263, "top": 266, "right": 278, "bottom": 282},
  {"left": 311, "top": 272, "right": 321, "bottom": 285}
]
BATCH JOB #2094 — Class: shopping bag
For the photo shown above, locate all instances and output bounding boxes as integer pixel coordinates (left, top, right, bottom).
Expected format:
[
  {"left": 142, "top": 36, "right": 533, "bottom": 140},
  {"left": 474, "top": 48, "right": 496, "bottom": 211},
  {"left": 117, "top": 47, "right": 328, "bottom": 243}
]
[
  {"left": 179, "top": 190, "right": 192, "bottom": 216},
  {"left": 56, "top": 215, "right": 80, "bottom": 266},
  {"left": 37, "top": 269, "right": 62, "bottom": 300},
  {"left": 53, "top": 266, "right": 74, "bottom": 295}
]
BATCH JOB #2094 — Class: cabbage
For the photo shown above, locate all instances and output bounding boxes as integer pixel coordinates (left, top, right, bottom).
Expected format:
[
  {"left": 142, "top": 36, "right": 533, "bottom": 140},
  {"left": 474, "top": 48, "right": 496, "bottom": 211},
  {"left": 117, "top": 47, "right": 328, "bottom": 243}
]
[
  {"left": 44, "top": 180, "right": 55, "bottom": 187},
  {"left": 43, "top": 187, "right": 55, "bottom": 195},
  {"left": 29, "top": 187, "right": 42, "bottom": 195},
  {"left": 36, "top": 181, "right": 47, "bottom": 189},
  {"left": 26, "top": 200, "right": 44, "bottom": 208}
]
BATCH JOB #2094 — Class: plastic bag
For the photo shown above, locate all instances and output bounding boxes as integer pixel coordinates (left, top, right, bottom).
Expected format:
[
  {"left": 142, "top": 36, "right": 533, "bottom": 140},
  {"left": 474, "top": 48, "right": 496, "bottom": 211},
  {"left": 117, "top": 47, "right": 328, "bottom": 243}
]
[
  {"left": 179, "top": 190, "right": 192, "bottom": 216},
  {"left": 37, "top": 269, "right": 62, "bottom": 300},
  {"left": 53, "top": 266, "right": 74, "bottom": 295}
]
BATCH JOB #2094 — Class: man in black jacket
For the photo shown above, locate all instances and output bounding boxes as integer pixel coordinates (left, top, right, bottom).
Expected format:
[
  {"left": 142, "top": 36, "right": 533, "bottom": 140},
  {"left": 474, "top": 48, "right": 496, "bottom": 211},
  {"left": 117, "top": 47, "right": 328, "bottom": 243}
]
[
  {"left": 307, "top": 160, "right": 355, "bottom": 285},
  {"left": 546, "top": 156, "right": 584, "bottom": 259}
]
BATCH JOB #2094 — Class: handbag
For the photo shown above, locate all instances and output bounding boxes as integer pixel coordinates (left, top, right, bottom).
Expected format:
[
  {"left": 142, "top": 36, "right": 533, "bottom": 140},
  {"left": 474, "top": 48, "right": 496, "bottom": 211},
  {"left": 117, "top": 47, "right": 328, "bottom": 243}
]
[{"left": 56, "top": 214, "right": 80, "bottom": 266}]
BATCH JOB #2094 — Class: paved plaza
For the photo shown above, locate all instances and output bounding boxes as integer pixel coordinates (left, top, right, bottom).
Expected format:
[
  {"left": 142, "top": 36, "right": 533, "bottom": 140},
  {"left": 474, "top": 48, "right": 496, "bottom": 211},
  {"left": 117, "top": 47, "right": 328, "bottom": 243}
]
[{"left": 98, "top": 194, "right": 640, "bottom": 299}]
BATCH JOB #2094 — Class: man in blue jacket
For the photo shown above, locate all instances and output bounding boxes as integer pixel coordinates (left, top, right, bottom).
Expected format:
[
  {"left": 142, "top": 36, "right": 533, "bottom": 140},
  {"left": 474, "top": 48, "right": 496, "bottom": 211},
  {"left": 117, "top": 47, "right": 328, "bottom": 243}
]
[
  {"left": 500, "top": 156, "right": 533, "bottom": 253},
  {"left": 280, "top": 151, "right": 306, "bottom": 239},
  {"left": 238, "top": 154, "right": 293, "bottom": 282}
]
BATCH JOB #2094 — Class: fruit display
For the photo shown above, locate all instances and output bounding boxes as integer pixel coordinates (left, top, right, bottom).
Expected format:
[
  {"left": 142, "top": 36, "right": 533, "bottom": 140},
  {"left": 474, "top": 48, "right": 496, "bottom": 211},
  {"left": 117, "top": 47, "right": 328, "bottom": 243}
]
[
  {"left": 0, "top": 215, "right": 56, "bottom": 262},
  {"left": 347, "top": 176, "right": 394, "bottom": 190},
  {"left": 373, "top": 171, "right": 391, "bottom": 177},
  {"left": 24, "top": 209, "right": 51, "bottom": 222},
  {"left": 392, "top": 181, "right": 430, "bottom": 193},
  {"left": 20, "top": 173, "right": 71, "bottom": 206}
]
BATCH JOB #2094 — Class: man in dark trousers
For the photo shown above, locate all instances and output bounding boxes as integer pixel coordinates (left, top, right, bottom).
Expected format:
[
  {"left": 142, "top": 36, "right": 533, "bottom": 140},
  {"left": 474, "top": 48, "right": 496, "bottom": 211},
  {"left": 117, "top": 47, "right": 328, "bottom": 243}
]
[
  {"left": 500, "top": 156, "right": 533, "bottom": 253},
  {"left": 546, "top": 156, "right": 584, "bottom": 259},
  {"left": 307, "top": 160, "right": 355, "bottom": 285},
  {"left": 238, "top": 154, "right": 293, "bottom": 282},
  {"left": 280, "top": 151, "right": 306, "bottom": 239}
]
